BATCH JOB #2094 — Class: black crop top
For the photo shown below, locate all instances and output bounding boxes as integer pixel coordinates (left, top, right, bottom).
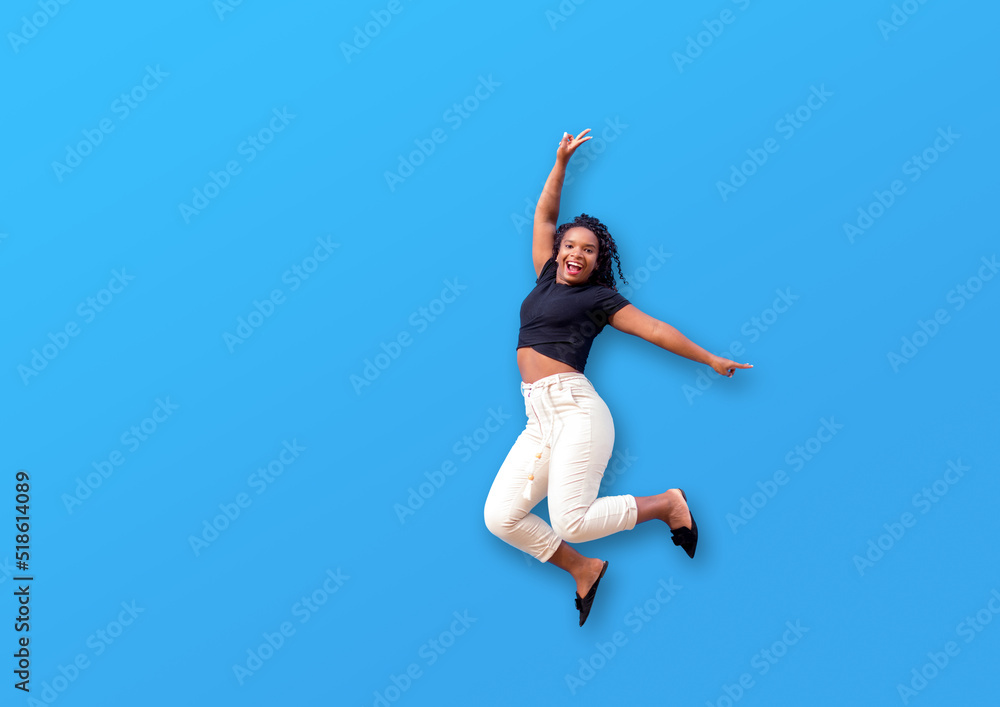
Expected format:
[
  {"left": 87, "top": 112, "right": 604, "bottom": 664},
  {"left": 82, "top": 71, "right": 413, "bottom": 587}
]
[{"left": 516, "top": 257, "right": 631, "bottom": 372}]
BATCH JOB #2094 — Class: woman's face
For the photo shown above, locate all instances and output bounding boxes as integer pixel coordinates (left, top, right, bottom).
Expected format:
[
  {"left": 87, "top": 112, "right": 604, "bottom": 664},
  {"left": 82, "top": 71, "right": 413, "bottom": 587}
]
[{"left": 555, "top": 227, "right": 600, "bottom": 285}]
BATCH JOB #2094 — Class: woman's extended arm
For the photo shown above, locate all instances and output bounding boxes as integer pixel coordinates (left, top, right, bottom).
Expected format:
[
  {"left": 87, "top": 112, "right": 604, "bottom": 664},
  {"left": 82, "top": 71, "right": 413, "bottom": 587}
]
[
  {"left": 609, "top": 304, "right": 753, "bottom": 377},
  {"left": 532, "top": 130, "right": 591, "bottom": 276}
]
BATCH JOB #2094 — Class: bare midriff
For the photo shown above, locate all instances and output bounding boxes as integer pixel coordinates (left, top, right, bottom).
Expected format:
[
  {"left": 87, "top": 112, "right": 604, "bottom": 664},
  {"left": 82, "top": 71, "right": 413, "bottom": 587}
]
[{"left": 517, "top": 346, "right": 580, "bottom": 385}]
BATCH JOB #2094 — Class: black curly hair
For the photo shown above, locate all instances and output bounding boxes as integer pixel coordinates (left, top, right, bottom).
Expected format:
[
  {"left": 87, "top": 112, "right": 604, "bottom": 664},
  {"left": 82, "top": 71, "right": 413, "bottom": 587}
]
[{"left": 552, "top": 213, "right": 628, "bottom": 291}]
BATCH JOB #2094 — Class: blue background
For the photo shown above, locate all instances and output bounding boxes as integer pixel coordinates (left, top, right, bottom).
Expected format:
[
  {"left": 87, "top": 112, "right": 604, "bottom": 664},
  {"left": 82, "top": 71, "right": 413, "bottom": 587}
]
[{"left": 2, "top": 0, "right": 998, "bottom": 705}]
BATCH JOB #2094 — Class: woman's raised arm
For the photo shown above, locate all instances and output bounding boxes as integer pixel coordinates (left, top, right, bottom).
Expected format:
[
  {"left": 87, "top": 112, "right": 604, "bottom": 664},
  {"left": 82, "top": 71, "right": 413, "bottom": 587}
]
[{"left": 532, "top": 130, "right": 591, "bottom": 276}]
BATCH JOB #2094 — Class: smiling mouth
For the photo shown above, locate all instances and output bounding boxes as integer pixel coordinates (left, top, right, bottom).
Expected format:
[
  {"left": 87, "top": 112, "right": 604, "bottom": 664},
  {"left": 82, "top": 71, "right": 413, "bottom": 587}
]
[{"left": 566, "top": 261, "right": 583, "bottom": 275}]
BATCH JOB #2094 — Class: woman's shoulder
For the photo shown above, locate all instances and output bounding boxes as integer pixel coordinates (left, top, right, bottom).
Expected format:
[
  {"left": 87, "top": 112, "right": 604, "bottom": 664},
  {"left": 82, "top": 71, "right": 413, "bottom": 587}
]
[{"left": 536, "top": 256, "right": 557, "bottom": 283}]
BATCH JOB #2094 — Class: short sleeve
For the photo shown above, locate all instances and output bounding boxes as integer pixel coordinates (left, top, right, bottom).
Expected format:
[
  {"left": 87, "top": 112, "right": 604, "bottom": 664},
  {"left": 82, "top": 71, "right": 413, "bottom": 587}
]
[
  {"left": 536, "top": 257, "right": 557, "bottom": 284},
  {"left": 593, "top": 287, "right": 631, "bottom": 317}
]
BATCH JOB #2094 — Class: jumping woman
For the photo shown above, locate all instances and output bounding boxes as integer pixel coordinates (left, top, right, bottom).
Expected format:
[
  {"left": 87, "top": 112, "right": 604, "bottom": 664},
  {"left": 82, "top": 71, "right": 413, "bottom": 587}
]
[{"left": 484, "top": 128, "right": 753, "bottom": 626}]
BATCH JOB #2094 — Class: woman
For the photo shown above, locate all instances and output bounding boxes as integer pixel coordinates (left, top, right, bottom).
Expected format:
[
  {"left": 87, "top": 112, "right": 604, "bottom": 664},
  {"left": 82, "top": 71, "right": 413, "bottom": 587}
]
[{"left": 484, "top": 129, "right": 753, "bottom": 627}]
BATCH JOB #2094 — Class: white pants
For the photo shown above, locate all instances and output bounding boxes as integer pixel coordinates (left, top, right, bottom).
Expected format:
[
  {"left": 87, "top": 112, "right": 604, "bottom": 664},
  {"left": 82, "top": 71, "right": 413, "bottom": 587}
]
[{"left": 484, "top": 372, "right": 638, "bottom": 562}]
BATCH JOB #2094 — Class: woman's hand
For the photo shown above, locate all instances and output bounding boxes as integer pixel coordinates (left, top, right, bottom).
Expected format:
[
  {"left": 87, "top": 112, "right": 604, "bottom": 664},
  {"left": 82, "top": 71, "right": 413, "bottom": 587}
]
[
  {"left": 556, "top": 129, "right": 592, "bottom": 163},
  {"left": 709, "top": 355, "right": 754, "bottom": 378}
]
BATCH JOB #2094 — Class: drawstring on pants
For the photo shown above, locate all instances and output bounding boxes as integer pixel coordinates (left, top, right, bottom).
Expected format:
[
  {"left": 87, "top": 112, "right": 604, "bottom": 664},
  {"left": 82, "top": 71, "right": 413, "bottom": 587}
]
[{"left": 521, "top": 383, "right": 563, "bottom": 501}]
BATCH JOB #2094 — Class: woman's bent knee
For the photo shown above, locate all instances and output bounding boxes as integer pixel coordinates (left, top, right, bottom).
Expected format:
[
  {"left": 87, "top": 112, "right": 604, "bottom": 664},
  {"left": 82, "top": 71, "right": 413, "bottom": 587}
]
[
  {"left": 551, "top": 513, "right": 588, "bottom": 544},
  {"left": 484, "top": 499, "right": 514, "bottom": 539}
]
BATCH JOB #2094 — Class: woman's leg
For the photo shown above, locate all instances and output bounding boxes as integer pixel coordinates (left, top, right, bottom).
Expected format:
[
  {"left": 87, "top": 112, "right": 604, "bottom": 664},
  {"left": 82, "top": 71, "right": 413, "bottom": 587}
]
[
  {"left": 635, "top": 489, "right": 693, "bottom": 529},
  {"left": 547, "top": 541, "right": 608, "bottom": 599},
  {"left": 485, "top": 419, "right": 608, "bottom": 598},
  {"left": 546, "top": 379, "right": 695, "bottom": 540},
  {"left": 487, "top": 375, "right": 677, "bottom": 598},
  {"left": 546, "top": 381, "right": 639, "bottom": 543},
  {"left": 484, "top": 420, "right": 564, "bottom": 563},
  {"left": 485, "top": 378, "right": 607, "bottom": 598}
]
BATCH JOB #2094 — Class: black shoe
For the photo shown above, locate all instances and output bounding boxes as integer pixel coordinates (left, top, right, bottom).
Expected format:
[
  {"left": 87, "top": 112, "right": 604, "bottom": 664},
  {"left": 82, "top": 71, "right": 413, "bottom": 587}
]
[
  {"left": 575, "top": 560, "right": 609, "bottom": 627},
  {"left": 670, "top": 489, "right": 698, "bottom": 559}
]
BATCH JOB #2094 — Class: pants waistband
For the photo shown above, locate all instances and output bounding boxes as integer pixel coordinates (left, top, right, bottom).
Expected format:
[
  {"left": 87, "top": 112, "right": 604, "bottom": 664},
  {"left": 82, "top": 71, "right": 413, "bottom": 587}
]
[{"left": 520, "top": 371, "right": 589, "bottom": 396}]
